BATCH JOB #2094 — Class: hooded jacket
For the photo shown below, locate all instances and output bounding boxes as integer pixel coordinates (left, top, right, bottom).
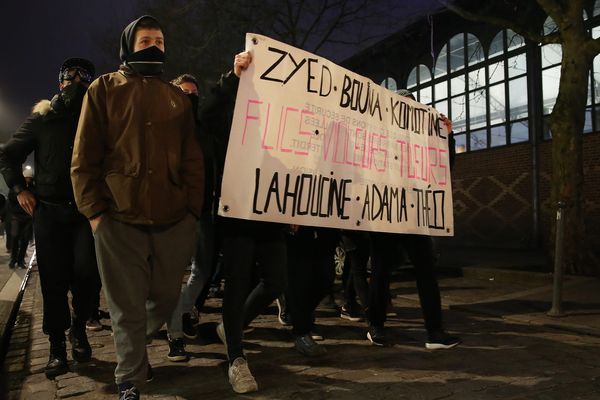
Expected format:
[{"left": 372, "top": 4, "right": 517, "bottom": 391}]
[
  {"left": 0, "top": 95, "right": 83, "bottom": 204},
  {"left": 71, "top": 17, "right": 204, "bottom": 226}
]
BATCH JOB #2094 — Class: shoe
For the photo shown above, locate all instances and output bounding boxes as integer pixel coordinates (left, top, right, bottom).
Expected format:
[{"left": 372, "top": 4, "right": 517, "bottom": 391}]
[
  {"left": 86, "top": 318, "right": 103, "bottom": 331},
  {"left": 318, "top": 294, "right": 338, "bottom": 312},
  {"left": 146, "top": 363, "right": 153, "bottom": 382},
  {"left": 17, "top": 260, "right": 26, "bottom": 269},
  {"left": 182, "top": 313, "right": 197, "bottom": 339},
  {"left": 8, "top": 259, "right": 16, "bottom": 269},
  {"left": 310, "top": 325, "right": 324, "bottom": 341},
  {"left": 216, "top": 322, "right": 227, "bottom": 353},
  {"left": 294, "top": 334, "right": 327, "bottom": 357},
  {"left": 228, "top": 357, "right": 258, "bottom": 394},
  {"left": 69, "top": 324, "right": 92, "bottom": 362},
  {"left": 167, "top": 337, "right": 189, "bottom": 362},
  {"left": 340, "top": 304, "right": 363, "bottom": 322},
  {"left": 426, "top": 331, "right": 461, "bottom": 350},
  {"left": 276, "top": 298, "right": 291, "bottom": 326},
  {"left": 45, "top": 339, "right": 68, "bottom": 379},
  {"left": 367, "top": 325, "right": 387, "bottom": 346},
  {"left": 118, "top": 382, "right": 140, "bottom": 400}
]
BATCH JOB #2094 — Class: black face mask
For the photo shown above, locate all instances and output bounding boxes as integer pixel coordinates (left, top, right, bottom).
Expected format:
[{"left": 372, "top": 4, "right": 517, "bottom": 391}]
[
  {"left": 59, "top": 82, "right": 87, "bottom": 113},
  {"left": 126, "top": 45, "right": 165, "bottom": 76},
  {"left": 187, "top": 93, "right": 199, "bottom": 115}
]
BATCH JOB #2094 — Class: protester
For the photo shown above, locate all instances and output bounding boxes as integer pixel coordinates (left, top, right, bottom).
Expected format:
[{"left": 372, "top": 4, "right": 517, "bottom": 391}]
[
  {"left": 7, "top": 169, "right": 33, "bottom": 268},
  {"left": 199, "top": 50, "right": 286, "bottom": 394},
  {"left": 164, "top": 73, "right": 218, "bottom": 362},
  {"left": 0, "top": 57, "right": 99, "bottom": 378},
  {"left": 366, "top": 89, "right": 460, "bottom": 349},
  {"left": 71, "top": 16, "right": 204, "bottom": 400}
]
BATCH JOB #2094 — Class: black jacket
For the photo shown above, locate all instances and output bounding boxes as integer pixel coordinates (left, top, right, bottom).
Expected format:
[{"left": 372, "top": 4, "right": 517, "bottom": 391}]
[{"left": 0, "top": 96, "right": 80, "bottom": 204}]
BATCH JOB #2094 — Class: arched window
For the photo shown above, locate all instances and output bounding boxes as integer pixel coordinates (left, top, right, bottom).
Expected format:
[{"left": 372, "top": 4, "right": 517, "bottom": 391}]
[
  {"left": 381, "top": 77, "right": 397, "bottom": 92},
  {"left": 406, "top": 65, "right": 433, "bottom": 104}
]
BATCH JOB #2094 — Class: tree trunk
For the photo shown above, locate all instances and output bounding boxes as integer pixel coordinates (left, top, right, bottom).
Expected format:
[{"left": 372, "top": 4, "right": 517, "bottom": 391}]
[{"left": 548, "top": 38, "right": 594, "bottom": 275}]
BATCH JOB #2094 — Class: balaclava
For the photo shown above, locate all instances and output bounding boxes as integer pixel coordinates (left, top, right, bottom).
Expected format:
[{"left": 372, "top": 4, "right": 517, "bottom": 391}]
[{"left": 120, "top": 15, "right": 165, "bottom": 76}]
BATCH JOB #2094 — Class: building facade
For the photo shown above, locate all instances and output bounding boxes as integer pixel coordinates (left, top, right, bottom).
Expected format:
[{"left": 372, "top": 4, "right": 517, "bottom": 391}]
[{"left": 344, "top": 2, "right": 600, "bottom": 258}]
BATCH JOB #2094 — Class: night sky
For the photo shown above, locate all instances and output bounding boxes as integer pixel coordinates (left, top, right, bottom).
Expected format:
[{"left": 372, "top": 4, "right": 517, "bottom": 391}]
[{"left": 0, "top": 0, "right": 444, "bottom": 135}]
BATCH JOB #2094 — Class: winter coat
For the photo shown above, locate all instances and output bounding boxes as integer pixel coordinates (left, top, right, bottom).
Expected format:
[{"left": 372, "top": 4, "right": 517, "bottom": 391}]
[
  {"left": 0, "top": 97, "right": 80, "bottom": 204},
  {"left": 71, "top": 66, "right": 205, "bottom": 226}
]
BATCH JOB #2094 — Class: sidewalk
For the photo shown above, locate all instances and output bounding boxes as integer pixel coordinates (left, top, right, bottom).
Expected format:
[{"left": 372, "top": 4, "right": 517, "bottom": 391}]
[{"left": 2, "top": 251, "right": 600, "bottom": 400}]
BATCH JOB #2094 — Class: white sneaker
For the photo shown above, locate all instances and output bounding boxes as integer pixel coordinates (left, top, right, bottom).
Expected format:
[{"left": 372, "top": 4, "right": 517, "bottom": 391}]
[{"left": 228, "top": 357, "right": 258, "bottom": 393}]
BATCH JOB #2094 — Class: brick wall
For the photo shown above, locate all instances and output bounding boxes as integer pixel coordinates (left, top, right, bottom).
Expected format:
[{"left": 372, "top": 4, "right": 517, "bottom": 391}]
[{"left": 449, "top": 132, "right": 600, "bottom": 250}]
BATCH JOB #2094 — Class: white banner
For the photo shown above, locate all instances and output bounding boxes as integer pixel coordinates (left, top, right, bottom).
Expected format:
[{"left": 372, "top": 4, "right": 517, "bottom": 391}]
[{"left": 219, "top": 34, "right": 454, "bottom": 236}]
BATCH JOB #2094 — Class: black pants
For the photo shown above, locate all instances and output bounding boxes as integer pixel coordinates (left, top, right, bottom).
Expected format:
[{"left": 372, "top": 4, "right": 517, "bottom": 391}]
[
  {"left": 341, "top": 231, "right": 370, "bottom": 308},
  {"left": 10, "top": 215, "right": 32, "bottom": 264},
  {"left": 221, "top": 220, "right": 287, "bottom": 361},
  {"left": 34, "top": 202, "right": 100, "bottom": 339},
  {"left": 368, "top": 233, "right": 443, "bottom": 333},
  {"left": 286, "top": 228, "right": 338, "bottom": 336}
]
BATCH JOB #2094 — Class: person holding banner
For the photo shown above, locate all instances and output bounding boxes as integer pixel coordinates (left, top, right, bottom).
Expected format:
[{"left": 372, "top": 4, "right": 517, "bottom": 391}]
[
  {"left": 366, "top": 89, "right": 460, "bottom": 349},
  {"left": 199, "top": 51, "right": 287, "bottom": 394},
  {"left": 71, "top": 16, "right": 203, "bottom": 400}
]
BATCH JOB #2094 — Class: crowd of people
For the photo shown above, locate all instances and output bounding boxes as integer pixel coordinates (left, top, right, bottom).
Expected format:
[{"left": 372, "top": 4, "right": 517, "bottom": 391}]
[{"left": 0, "top": 15, "right": 461, "bottom": 400}]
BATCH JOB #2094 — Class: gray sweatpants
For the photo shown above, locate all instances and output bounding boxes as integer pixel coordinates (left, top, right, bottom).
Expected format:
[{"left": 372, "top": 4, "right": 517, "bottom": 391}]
[{"left": 93, "top": 214, "right": 196, "bottom": 387}]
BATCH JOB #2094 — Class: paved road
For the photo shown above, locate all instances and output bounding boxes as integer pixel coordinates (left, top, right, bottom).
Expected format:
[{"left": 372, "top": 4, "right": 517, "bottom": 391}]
[{"left": 2, "top": 267, "right": 600, "bottom": 400}]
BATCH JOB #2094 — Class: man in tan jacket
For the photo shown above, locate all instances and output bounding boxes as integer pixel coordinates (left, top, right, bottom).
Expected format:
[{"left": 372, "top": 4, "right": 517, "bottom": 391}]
[{"left": 71, "top": 15, "right": 203, "bottom": 400}]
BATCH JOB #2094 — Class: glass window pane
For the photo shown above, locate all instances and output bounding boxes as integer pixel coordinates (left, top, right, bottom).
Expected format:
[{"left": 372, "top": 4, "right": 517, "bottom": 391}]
[
  {"left": 509, "top": 77, "right": 528, "bottom": 120},
  {"left": 541, "top": 44, "right": 562, "bottom": 68},
  {"left": 510, "top": 120, "right": 529, "bottom": 143},
  {"left": 435, "top": 81, "right": 448, "bottom": 100},
  {"left": 454, "top": 133, "right": 467, "bottom": 153},
  {"left": 490, "top": 125, "right": 507, "bottom": 147},
  {"left": 508, "top": 53, "right": 527, "bottom": 78},
  {"left": 451, "top": 95, "right": 467, "bottom": 132},
  {"left": 489, "top": 83, "right": 506, "bottom": 125},
  {"left": 435, "top": 45, "right": 448, "bottom": 77},
  {"left": 406, "top": 68, "right": 418, "bottom": 89},
  {"left": 543, "top": 17, "right": 558, "bottom": 36},
  {"left": 584, "top": 108, "right": 593, "bottom": 133},
  {"left": 469, "top": 89, "right": 487, "bottom": 129},
  {"left": 593, "top": 26, "right": 600, "bottom": 40},
  {"left": 588, "top": 74, "right": 592, "bottom": 106},
  {"left": 466, "top": 33, "right": 485, "bottom": 65},
  {"left": 468, "top": 67, "right": 485, "bottom": 90},
  {"left": 489, "top": 31, "right": 504, "bottom": 58},
  {"left": 382, "top": 77, "right": 397, "bottom": 91},
  {"left": 542, "top": 65, "right": 561, "bottom": 114},
  {"left": 543, "top": 115, "right": 552, "bottom": 139},
  {"left": 488, "top": 60, "right": 505, "bottom": 84},
  {"left": 449, "top": 34, "right": 465, "bottom": 72},
  {"left": 594, "top": 0, "right": 600, "bottom": 16},
  {"left": 419, "top": 85, "right": 432, "bottom": 104},
  {"left": 594, "top": 54, "right": 600, "bottom": 104},
  {"left": 434, "top": 100, "right": 448, "bottom": 120},
  {"left": 418, "top": 65, "right": 431, "bottom": 84},
  {"left": 470, "top": 129, "right": 488, "bottom": 151},
  {"left": 507, "top": 29, "right": 525, "bottom": 50},
  {"left": 451, "top": 75, "right": 466, "bottom": 96}
]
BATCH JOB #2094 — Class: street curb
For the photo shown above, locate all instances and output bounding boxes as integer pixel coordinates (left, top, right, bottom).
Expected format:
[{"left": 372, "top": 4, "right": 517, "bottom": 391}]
[{"left": 439, "top": 264, "right": 553, "bottom": 285}]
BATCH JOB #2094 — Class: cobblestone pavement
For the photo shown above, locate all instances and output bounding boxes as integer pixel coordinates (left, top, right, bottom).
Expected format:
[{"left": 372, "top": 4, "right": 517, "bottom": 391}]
[{"left": 2, "top": 268, "right": 600, "bottom": 400}]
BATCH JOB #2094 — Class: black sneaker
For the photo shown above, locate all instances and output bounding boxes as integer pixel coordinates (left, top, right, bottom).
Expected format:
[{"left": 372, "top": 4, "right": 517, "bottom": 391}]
[
  {"left": 118, "top": 382, "right": 140, "bottom": 400},
  {"left": 182, "top": 313, "right": 197, "bottom": 339},
  {"left": 367, "top": 325, "right": 387, "bottom": 346},
  {"left": 167, "top": 337, "right": 189, "bottom": 362},
  {"left": 340, "top": 304, "right": 363, "bottom": 322},
  {"left": 276, "top": 298, "right": 291, "bottom": 326},
  {"left": 8, "top": 259, "right": 16, "bottom": 269},
  {"left": 45, "top": 339, "right": 68, "bottom": 379},
  {"left": 146, "top": 363, "right": 153, "bottom": 382},
  {"left": 426, "top": 331, "right": 461, "bottom": 350},
  {"left": 69, "top": 324, "right": 92, "bottom": 362}
]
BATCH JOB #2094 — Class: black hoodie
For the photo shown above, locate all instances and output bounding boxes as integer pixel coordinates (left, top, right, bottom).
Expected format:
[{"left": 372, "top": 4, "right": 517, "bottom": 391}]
[{"left": 119, "top": 15, "right": 163, "bottom": 63}]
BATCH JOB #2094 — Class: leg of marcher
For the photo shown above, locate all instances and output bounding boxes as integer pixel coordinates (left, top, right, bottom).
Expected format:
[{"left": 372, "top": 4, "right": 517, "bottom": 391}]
[{"left": 93, "top": 217, "right": 152, "bottom": 388}]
